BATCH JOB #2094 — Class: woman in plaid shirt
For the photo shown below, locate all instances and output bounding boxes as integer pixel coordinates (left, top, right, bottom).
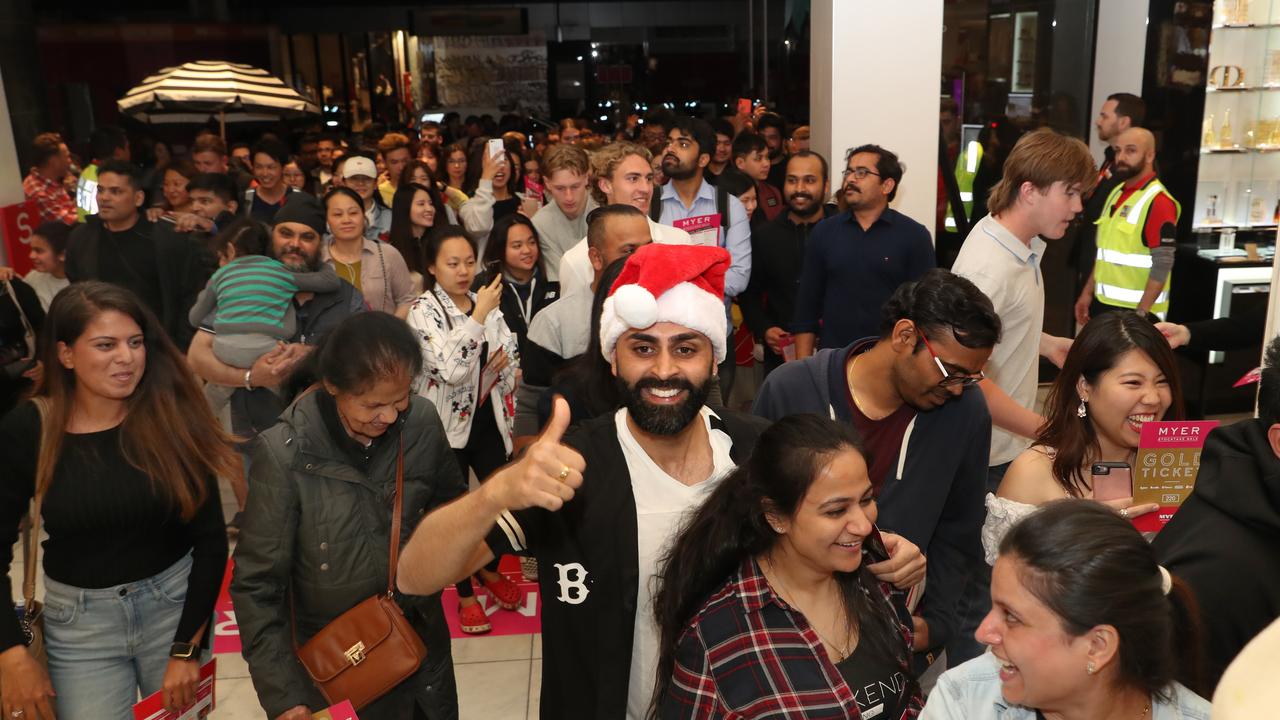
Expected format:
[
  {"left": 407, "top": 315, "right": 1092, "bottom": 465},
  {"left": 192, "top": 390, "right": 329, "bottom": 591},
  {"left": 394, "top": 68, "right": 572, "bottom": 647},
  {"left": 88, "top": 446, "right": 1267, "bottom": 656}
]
[{"left": 652, "top": 414, "right": 924, "bottom": 719}]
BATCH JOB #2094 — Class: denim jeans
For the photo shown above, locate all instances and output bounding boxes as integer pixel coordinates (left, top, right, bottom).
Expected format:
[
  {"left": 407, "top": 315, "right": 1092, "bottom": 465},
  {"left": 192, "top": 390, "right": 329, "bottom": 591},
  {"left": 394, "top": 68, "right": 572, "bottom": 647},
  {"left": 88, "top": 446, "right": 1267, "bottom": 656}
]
[{"left": 43, "top": 553, "right": 196, "bottom": 720}]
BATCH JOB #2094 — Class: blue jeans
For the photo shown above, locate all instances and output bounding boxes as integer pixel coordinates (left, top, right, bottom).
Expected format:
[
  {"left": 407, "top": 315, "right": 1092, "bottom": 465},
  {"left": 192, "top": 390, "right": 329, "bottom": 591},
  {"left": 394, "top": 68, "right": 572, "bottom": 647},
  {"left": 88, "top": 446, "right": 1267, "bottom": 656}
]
[
  {"left": 946, "top": 461, "right": 1012, "bottom": 667},
  {"left": 43, "top": 553, "right": 197, "bottom": 720}
]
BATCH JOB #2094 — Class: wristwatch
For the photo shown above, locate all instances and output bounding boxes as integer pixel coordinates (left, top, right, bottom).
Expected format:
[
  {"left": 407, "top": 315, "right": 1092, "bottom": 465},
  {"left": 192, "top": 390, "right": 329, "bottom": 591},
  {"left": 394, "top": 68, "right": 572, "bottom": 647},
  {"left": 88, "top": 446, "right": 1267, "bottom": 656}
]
[{"left": 170, "top": 641, "right": 199, "bottom": 660}]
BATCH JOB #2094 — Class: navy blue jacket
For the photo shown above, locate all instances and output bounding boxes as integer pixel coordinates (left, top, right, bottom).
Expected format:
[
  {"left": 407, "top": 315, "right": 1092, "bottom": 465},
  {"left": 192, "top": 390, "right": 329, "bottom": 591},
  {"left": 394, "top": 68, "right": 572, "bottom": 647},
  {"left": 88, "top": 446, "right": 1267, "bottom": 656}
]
[{"left": 751, "top": 341, "right": 991, "bottom": 652}]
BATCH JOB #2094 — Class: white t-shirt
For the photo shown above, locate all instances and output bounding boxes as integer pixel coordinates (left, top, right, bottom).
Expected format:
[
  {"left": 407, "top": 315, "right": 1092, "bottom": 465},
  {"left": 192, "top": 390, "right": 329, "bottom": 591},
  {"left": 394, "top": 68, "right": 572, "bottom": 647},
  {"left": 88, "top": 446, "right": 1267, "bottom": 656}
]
[
  {"left": 951, "top": 214, "right": 1048, "bottom": 466},
  {"left": 22, "top": 271, "right": 70, "bottom": 311},
  {"left": 557, "top": 218, "right": 692, "bottom": 299},
  {"left": 618, "top": 406, "right": 736, "bottom": 720}
]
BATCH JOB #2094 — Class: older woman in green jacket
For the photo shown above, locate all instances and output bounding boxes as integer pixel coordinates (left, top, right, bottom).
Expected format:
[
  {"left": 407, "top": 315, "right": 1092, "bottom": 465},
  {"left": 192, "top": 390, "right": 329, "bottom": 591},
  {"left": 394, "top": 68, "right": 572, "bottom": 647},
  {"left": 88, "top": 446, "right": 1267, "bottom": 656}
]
[{"left": 231, "top": 312, "right": 463, "bottom": 720}]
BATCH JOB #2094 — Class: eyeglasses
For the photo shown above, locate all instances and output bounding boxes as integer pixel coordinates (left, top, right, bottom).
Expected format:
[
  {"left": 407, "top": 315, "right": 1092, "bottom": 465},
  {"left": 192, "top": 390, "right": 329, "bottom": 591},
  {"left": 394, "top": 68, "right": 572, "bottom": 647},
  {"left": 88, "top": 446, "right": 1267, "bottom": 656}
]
[
  {"left": 919, "top": 331, "right": 985, "bottom": 388},
  {"left": 841, "top": 167, "right": 881, "bottom": 181}
]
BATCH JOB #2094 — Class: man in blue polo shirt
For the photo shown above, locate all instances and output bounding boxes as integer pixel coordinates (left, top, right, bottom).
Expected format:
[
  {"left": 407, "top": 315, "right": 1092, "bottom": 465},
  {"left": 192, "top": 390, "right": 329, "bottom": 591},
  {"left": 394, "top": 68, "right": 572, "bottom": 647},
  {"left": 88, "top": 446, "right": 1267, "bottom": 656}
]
[{"left": 792, "top": 144, "right": 935, "bottom": 358}]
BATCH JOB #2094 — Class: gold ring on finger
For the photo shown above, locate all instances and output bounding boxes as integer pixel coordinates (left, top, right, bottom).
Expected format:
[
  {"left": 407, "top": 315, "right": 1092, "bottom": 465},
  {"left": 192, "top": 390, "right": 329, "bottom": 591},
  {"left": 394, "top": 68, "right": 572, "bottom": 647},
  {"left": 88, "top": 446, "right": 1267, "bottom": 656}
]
[{"left": 558, "top": 466, "right": 570, "bottom": 481}]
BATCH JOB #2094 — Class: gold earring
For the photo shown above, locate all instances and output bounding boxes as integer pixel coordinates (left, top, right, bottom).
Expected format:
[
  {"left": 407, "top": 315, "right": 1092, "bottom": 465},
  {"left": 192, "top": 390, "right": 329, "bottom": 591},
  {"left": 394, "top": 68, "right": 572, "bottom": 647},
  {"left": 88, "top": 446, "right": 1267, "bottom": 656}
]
[{"left": 1086, "top": 661, "right": 1097, "bottom": 675}]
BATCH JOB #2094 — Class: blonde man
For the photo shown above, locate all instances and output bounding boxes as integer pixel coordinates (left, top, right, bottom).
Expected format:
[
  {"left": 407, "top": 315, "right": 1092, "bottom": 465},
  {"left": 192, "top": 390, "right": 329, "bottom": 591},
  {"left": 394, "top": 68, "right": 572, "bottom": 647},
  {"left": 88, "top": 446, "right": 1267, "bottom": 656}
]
[
  {"left": 947, "top": 128, "right": 1096, "bottom": 664},
  {"left": 532, "top": 143, "right": 597, "bottom": 280},
  {"left": 556, "top": 142, "right": 692, "bottom": 298}
]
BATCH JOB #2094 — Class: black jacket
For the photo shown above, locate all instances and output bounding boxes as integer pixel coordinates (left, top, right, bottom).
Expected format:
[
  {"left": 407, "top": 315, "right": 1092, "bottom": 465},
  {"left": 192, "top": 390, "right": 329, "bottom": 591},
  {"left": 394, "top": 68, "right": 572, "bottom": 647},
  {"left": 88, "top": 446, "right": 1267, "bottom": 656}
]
[
  {"left": 472, "top": 266, "right": 560, "bottom": 360},
  {"left": 484, "top": 407, "right": 770, "bottom": 720},
  {"left": 751, "top": 341, "right": 992, "bottom": 652},
  {"left": 66, "top": 216, "right": 210, "bottom": 351},
  {"left": 231, "top": 392, "right": 463, "bottom": 719},
  {"left": 738, "top": 208, "right": 835, "bottom": 348},
  {"left": 1154, "top": 418, "right": 1280, "bottom": 692}
]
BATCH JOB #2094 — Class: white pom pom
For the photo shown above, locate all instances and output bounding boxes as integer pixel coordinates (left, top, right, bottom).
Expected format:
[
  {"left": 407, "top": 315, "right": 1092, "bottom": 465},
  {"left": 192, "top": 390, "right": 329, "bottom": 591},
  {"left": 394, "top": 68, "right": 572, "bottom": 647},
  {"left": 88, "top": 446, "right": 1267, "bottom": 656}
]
[{"left": 613, "top": 284, "right": 658, "bottom": 329}]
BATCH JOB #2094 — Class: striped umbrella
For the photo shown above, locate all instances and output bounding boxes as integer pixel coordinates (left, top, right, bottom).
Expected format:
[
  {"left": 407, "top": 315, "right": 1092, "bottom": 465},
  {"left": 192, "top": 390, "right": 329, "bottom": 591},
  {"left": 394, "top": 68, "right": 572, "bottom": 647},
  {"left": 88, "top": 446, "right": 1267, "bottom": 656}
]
[{"left": 118, "top": 60, "right": 319, "bottom": 134}]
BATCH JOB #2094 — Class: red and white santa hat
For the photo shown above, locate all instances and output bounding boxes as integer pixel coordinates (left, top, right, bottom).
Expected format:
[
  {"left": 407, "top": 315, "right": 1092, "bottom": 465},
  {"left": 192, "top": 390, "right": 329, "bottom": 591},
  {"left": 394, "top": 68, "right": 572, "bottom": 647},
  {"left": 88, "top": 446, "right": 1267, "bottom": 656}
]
[{"left": 599, "top": 243, "right": 732, "bottom": 362}]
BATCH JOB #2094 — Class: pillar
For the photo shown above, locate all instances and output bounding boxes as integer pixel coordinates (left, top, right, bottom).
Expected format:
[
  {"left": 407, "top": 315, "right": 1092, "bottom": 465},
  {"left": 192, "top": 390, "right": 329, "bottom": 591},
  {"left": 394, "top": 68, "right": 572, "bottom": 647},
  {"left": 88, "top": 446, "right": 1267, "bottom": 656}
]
[{"left": 809, "top": 0, "right": 944, "bottom": 235}]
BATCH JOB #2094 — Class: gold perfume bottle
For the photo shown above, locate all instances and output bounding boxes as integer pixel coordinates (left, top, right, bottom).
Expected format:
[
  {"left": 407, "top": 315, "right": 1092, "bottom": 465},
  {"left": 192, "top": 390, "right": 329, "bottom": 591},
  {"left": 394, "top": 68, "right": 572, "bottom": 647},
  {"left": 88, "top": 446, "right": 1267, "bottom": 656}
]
[
  {"left": 1204, "top": 115, "right": 1218, "bottom": 148},
  {"left": 1221, "top": 109, "right": 1234, "bottom": 148}
]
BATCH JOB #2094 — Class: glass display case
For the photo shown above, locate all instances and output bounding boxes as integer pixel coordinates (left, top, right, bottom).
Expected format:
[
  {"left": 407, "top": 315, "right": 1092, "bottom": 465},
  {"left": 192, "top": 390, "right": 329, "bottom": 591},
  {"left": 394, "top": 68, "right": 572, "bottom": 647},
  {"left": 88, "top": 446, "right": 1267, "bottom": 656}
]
[{"left": 1196, "top": 0, "right": 1280, "bottom": 229}]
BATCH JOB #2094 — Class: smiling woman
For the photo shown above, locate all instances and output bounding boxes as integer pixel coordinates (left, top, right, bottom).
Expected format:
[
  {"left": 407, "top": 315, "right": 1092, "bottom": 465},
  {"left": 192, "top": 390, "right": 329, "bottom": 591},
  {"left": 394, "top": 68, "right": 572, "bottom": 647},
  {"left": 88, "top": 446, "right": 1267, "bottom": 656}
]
[
  {"left": 0, "top": 282, "right": 237, "bottom": 719},
  {"left": 231, "top": 312, "right": 464, "bottom": 719},
  {"left": 922, "top": 501, "right": 1210, "bottom": 720}
]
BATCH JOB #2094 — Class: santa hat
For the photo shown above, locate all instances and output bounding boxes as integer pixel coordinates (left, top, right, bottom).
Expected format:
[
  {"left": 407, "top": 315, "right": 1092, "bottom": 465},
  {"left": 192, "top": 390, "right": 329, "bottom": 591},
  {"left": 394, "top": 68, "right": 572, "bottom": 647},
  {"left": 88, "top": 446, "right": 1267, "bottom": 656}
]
[{"left": 599, "top": 244, "right": 732, "bottom": 362}]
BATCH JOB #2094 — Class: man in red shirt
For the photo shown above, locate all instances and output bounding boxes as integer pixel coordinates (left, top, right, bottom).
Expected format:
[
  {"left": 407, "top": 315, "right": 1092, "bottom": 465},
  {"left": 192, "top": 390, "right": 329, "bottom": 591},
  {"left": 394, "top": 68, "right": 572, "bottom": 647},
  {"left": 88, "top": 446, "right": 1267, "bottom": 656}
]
[
  {"left": 1075, "top": 127, "right": 1178, "bottom": 323},
  {"left": 22, "top": 133, "right": 76, "bottom": 226}
]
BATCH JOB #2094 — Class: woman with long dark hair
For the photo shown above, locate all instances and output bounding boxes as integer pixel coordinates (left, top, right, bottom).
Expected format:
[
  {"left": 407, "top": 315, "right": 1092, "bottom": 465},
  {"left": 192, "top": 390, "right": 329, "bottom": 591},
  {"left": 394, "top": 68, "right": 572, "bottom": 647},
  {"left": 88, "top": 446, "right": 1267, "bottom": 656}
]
[
  {"left": 0, "top": 282, "right": 236, "bottom": 719},
  {"left": 388, "top": 182, "right": 447, "bottom": 293},
  {"left": 652, "top": 414, "right": 923, "bottom": 719},
  {"left": 232, "top": 312, "right": 462, "bottom": 720},
  {"left": 983, "top": 313, "right": 1184, "bottom": 562},
  {"left": 922, "top": 500, "right": 1209, "bottom": 718},
  {"left": 458, "top": 146, "right": 526, "bottom": 254},
  {"left": 471, "top": 214, "right": 559, "bottom": 358}
]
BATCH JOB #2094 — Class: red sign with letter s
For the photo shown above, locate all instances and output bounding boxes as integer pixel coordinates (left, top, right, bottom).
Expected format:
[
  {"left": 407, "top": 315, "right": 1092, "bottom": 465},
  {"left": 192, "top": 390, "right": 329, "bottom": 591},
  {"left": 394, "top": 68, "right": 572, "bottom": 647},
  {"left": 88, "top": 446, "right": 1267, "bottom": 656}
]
[{"left": 1, "top": 200, "right": 38, "bottom": 275}]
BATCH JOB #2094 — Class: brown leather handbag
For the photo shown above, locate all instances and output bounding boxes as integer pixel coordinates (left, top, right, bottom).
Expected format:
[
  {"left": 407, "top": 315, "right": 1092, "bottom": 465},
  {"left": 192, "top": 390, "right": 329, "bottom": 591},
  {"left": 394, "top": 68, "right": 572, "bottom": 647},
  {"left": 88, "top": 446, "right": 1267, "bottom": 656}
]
[{"left": 294, "top": 435, "right": 427, "bottom": 710}]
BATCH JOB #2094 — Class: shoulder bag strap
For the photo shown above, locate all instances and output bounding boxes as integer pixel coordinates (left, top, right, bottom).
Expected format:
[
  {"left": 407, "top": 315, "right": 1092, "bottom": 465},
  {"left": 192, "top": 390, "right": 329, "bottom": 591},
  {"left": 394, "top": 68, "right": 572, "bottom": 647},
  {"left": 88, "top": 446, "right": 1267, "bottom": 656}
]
[
  {"left": 24, "top": 398, "right": 50, "bottom": 608},
  {"left": 386, "top": 434, "right": 405, "bottom": 596},
  {"left": 3, "top": 280, "right": 36, "bottom": 360}
]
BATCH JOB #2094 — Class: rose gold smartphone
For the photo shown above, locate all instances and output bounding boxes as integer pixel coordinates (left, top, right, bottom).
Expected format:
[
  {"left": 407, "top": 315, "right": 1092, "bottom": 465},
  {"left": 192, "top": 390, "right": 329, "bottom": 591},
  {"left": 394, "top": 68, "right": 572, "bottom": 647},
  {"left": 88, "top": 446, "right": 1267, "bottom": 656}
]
[{"left": 1091, "top": 462, "right": 1133, "bottom": 502}]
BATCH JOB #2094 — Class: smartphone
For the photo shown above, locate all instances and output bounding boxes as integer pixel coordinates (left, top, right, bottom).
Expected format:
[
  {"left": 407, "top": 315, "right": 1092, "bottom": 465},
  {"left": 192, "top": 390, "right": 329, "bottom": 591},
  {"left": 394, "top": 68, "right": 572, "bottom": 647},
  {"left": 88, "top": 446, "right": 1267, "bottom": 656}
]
[
  {"left": 487, "top": 138, "right": 504, "bottom": 160},
  {"left": 1091, "top": 462, "right": 1133, "bottom": 502}
]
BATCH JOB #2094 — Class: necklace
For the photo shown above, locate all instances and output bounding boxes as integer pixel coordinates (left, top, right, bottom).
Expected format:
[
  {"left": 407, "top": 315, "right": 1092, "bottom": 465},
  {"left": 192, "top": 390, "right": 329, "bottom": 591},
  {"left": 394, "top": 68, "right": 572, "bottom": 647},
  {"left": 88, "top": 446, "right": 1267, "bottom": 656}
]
[
  {"left": 846, "top": 354, "right": 892, "bottom": 421},
  {"left": 761, "top": 556, "right": 854, "bottom": 661}
]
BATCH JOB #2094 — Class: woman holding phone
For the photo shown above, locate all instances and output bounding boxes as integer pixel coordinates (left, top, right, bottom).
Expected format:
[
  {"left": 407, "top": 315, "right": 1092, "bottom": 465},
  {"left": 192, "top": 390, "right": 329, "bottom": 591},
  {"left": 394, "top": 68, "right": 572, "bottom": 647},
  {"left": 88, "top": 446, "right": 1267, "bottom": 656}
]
[
  {"left": 405, "top": 224, "right": 521, "bottom": 634},
  {"left": 471, "top": 214, "right": 558, "bottom": 359},
  {"left": 982, "top": 312, "right": 1183, "bottom": 563}
]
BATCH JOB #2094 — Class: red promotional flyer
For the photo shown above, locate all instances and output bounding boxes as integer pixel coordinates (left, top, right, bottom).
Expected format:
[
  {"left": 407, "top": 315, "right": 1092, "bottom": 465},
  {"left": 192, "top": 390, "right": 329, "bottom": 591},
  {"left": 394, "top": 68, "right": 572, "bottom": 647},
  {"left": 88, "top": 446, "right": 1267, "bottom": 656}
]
[
  {"left": 131, "top": 659, "right": 215, "bottom": 720},
  {"left": 1132, "top": 420, "right": 1220, "bottom": 532},
  {"left": 314, "top": 700, "right": 360, "bottom": 720}
]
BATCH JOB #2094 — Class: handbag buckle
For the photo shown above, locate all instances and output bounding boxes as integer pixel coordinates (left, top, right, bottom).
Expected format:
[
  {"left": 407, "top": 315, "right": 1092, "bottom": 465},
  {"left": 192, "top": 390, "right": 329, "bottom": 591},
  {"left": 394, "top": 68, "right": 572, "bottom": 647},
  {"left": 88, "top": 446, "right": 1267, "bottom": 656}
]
[{"left": 344, "top": 641, "right": 366, "bottom": 666}]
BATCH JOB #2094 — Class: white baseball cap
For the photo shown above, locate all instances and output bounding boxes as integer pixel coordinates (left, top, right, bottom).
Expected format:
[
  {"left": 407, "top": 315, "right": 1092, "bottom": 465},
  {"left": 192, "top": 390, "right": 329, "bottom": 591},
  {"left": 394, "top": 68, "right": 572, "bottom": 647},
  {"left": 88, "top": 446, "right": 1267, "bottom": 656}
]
[{"left": 344, "top": 156, "right": 377, "bottom": 179}]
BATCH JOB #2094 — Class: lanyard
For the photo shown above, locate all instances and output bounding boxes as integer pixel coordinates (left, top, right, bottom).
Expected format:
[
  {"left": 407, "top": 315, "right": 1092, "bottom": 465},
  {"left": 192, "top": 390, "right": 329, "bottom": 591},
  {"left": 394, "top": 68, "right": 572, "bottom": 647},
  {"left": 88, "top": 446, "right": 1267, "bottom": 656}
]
[{"left": 507, "top": 275, "right": 536, "bottom": 327}]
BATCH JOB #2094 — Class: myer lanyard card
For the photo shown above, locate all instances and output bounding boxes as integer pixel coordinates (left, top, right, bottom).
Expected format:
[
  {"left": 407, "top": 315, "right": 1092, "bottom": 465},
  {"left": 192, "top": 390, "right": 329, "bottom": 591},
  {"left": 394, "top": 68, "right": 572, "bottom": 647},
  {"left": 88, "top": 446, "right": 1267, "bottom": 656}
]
[
  {"left": 132, "top": 659, "right": 216, "bottom": 719},
  {"left": 1131, "top": 420, "right": 1220, "bottom": 532},
  {"left": 672, "top": 213, "right": 722, "bottom": 247}
]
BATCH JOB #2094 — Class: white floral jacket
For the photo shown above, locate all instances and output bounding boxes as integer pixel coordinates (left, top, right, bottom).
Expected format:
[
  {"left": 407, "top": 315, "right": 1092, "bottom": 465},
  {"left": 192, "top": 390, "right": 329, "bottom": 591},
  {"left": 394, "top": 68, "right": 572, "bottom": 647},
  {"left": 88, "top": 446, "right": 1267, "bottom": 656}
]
[{"left": 407, "top": 287, "right": 519, "bottom": 454}]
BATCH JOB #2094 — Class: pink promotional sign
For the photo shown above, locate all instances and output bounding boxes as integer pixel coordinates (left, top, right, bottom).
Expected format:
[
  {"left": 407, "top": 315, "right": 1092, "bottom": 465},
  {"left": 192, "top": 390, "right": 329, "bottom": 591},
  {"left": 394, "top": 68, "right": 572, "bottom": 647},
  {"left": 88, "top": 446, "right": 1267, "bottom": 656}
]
[
  {"left": 1132, "top": 420, "right": 1220, "bottom": 533},
  {"left": 1137, "top": 420, "right": 1220, "bottom": 448},
  {"left": 672, "top": 213, "right": 722, "bottom": 247}
]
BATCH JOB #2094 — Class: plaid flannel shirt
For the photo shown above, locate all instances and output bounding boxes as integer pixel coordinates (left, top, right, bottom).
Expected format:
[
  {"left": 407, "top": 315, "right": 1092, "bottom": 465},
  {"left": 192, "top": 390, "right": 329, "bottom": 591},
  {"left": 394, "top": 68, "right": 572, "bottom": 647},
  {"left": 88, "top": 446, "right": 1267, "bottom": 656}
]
[
  {"left": 23, "top": 170, "right": 76, "bottom": 225},
  {"left": 661, "top": 549, "right": 923, "bottom": 719}
]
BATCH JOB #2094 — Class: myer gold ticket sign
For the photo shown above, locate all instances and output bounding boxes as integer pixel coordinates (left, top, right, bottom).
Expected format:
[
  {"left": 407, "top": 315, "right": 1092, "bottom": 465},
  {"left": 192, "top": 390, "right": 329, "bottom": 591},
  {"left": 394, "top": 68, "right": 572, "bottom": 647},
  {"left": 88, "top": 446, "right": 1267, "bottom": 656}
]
[{"left": 1132, "top": 421, "right": 1220, "bottom": 532}]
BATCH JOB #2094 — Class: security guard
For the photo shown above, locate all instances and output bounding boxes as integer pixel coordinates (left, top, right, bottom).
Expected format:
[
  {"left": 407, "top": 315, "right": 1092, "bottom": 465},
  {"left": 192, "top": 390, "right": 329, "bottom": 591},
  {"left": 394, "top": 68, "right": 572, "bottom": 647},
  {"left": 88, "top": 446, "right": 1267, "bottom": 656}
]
[
  {"left": 1076, "top": 127, "right": 1179, "bottom": 322},
  {"left": 944, "top": 138, "right": 983, "bottom": 231}
]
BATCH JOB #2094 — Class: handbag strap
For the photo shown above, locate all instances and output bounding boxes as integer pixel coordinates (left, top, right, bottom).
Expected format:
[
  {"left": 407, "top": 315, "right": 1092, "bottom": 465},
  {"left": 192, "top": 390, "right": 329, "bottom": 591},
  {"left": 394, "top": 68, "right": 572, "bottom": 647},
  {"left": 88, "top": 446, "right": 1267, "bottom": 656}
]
[
  {"left": 3, "top": 280, "right": 37, "bottom": 361},
  {"left": 23, "top": 397, "right": 49, "bottom": 609},
  {"left": 386, "top": 434, "right": 405, "bottom": 596}
]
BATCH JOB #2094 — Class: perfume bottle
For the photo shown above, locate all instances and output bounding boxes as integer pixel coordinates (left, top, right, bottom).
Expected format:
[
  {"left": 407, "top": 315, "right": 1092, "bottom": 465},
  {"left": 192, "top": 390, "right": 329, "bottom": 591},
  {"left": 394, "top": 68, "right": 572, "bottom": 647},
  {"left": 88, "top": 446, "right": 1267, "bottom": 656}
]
[
  {"left": 1221, "top": 109, "right": 1234, "bottom": 148},
  {"left": 1208, "top": 194, "right": 1220, "bottom": 219},
  {"left": 1204, "top": 115, "right": 1218, "bottom": 148}
]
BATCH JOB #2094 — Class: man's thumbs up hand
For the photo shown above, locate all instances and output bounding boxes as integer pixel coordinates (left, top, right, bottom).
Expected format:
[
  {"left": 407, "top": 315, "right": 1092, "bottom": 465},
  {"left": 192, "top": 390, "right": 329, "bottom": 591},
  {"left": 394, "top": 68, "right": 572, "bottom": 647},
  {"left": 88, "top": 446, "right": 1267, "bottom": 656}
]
[{"left": 485, "top": 396, "right": 585, "bottom": 512}]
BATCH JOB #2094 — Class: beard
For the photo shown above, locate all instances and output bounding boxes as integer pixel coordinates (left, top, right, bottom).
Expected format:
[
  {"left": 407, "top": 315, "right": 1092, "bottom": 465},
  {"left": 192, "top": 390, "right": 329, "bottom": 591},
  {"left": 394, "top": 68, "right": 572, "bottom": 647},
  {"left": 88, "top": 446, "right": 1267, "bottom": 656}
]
[
  {"left": 1111, "top": 162, "right": 1136, "bottom": 181},
  {"left": 786, "top": 191, "right": 819, "bottom": 216},
  {"left": 618, "top": 374, "right": 713, "bottom": 436},
  {"left": 661, "top": 155, "right": 698, "bottom": 181}
]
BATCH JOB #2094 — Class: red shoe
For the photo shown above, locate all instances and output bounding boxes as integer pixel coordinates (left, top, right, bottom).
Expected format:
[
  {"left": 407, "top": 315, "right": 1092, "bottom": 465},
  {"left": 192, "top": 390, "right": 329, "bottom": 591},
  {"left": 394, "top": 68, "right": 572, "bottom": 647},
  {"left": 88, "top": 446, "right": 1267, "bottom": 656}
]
[
  {"left": 457, "top": 601, "right": 491, "bottom": 634},
  {"left": 482, "top": 574, "right": 522, "bottom": 611}
]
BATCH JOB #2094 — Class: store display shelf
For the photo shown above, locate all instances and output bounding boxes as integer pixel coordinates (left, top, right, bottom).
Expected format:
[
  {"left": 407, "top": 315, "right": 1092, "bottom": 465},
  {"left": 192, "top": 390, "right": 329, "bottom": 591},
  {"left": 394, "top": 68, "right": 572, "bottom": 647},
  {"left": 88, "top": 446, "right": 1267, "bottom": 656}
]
[
  {"left": 1211, "top": 22, "right": 1280, "bottom": 28},
  {"left": 1200, "top": 146, "right": 1253, "bottom": 153},
  {"left": 1207, "top": 85, "right": 1280, "bottom": 92}
]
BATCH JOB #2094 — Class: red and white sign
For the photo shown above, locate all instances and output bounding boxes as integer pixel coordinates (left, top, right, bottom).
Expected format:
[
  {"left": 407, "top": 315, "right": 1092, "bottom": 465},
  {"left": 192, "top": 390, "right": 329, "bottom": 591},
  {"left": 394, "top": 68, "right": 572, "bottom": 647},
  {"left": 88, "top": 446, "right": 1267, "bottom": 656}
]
[
  {"left": 212, "top": 559, "right": 240, "bottom": 655},
  {"left": 1132, "top": 420, "right": 1220, "bottom": 532},
  {"left": 314, "top": 700, "right": 360, "bottom": 720},
  {"left": 132, "top": 659, "right": 216, "bottom": 720},
  {"left": 0, "top": 200, "right": 38, "bottom": 275},
  {"left": 672, "top": 213, "right": 721, "bottom": 248}
]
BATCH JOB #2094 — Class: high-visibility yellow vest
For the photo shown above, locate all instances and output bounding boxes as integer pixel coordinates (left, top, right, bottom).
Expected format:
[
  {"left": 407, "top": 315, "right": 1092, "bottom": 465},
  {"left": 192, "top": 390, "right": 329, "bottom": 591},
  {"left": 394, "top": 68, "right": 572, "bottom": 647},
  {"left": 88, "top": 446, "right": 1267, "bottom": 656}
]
[
  {"left": 75, "top": 163, "right": 99, "bottom": 222},
  {"left": 944, "top": 140, "right": 982, "bottom": 230},
  {"left": 1093, "top": 177, "right": 1180, "bottom": 315}
]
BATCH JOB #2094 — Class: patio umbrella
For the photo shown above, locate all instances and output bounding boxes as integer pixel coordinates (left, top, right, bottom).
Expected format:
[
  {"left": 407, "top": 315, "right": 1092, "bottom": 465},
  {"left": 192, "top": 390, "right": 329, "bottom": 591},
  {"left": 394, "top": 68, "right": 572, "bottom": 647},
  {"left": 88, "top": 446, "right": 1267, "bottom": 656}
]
[{"left": 118, "top": 60, "right": 319, "bottom": 137}]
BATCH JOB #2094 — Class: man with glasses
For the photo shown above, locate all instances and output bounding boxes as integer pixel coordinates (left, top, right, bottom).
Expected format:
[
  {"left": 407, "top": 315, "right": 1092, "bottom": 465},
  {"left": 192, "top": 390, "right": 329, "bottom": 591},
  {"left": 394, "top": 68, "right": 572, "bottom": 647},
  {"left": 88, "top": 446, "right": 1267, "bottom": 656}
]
[
  {"left": 754, "top": 268, "right": 1002, "bottom": 672},
  {"left": 791, "top": 144, "right": 935, "bottom": 359}
]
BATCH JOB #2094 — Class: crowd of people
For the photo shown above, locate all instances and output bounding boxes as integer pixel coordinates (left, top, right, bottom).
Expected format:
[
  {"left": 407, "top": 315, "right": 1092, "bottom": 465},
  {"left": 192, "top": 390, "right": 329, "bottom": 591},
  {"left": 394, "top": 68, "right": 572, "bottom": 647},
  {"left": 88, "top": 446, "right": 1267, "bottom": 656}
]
[{"left": 0, "top": 94, "right": 1273, "bottom": 720}]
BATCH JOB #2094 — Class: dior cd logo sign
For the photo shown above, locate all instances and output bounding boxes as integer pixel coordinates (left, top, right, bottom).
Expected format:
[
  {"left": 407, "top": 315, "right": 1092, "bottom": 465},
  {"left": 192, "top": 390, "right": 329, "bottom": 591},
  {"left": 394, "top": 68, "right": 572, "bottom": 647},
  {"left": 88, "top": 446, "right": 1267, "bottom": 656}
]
[{"left": 554, "top": 562, "right": 590, "bottom": 604}]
